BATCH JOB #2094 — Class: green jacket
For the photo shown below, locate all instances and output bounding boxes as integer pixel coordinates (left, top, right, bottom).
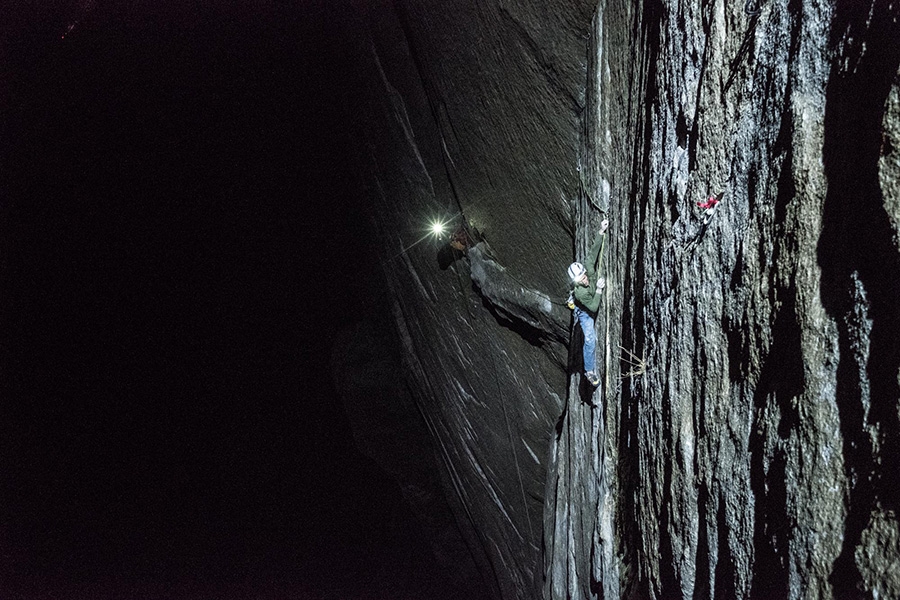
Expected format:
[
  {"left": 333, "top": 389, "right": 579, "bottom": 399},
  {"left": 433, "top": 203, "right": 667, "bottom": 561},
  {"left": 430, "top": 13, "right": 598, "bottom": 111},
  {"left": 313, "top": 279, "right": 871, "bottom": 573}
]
[{"left": 573, "top": 232, "right": 605, "bottom": 314}]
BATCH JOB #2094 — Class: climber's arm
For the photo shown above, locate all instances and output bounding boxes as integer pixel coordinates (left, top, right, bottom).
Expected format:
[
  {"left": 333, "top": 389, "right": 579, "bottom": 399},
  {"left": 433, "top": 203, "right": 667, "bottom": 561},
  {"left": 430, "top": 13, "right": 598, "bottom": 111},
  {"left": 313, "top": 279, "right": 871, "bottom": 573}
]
[
  {"left": 585, "top": 219, "right": 609, "bottom": 278},
  {"left": 574, "top": 285, "right": 601, "bottom": 313}
]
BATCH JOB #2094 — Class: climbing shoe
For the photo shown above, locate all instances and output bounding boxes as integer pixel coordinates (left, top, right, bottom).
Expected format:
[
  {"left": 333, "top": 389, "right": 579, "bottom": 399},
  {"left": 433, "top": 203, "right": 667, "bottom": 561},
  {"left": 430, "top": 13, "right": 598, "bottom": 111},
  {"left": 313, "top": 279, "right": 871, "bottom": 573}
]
[{"left": 585, "top": 371, "right": 600, "bottom": 387}]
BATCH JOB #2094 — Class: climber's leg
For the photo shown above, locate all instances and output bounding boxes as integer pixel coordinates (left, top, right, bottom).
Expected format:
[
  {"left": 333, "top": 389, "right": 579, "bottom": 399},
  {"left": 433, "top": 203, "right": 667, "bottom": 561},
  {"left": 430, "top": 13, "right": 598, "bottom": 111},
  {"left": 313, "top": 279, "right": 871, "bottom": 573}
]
[{"left": 574, "top": 307, "right": 597, "bottom": 373}]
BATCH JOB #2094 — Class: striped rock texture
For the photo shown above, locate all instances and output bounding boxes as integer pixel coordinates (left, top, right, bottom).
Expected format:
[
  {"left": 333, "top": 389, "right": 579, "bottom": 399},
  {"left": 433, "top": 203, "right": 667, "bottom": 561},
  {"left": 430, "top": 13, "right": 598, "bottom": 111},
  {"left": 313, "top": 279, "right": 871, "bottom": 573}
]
[{"left": 344, "top": 1, "right": 900, "bottom": 598}]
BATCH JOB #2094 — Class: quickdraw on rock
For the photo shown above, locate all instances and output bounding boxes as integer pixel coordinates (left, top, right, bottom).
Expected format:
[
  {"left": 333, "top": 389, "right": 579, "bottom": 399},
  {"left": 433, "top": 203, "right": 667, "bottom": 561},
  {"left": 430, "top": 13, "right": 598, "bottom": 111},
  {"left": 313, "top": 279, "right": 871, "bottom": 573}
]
[
  {"left": 697, "top": 195, "right": 719, "bottom": 210},
  {"left": 680, "top": 189, "right": 726, "bottom": 253},
  {"left": 697, "top": 193, "right": 722, "bottom": 225}
]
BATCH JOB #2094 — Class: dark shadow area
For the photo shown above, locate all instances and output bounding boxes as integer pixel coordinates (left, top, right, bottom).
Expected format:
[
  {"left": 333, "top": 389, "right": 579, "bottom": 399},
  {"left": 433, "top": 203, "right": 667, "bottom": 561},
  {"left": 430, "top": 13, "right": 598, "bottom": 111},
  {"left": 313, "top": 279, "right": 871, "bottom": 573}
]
[
  {"left": 0, "top": 2, "right": 470, "bottom": 599},
  {"left": 725, "top": 253, "right": 747, "bottom": 383},
  {"left": 437, "top": 225, "right": 481, "bottom": 270},
  {"left": 437, "top": 243, "right": 466, "bottom": 270},
  {"left": 748, "top": 93, "right": 801, "bottom": 596},
  {"left": 817, "top": 0, "right": 900, "bottom": 596},
  {"left": 657, "top": 386, "right": 680, "bottom": 599},
  {"left": 555, "top": 403, "right": 569, "bottom": 441},
  {"left": 692, "top": 482, "right": 711, "bottom": 600},
  {"left": 578, "top": 376, "right": 598, "bottom": 407},
  {"left": 713, "top": 499, "right": 738, "bottom": 600},
  {"left": 479, "top": 296, "right": 549, "bottom": 349},
  {"left": 616, "top": 0, "right": 661, "bottom": 595},
  {"left": 748, "top": 298, "right": 801, "bottom": 600}
]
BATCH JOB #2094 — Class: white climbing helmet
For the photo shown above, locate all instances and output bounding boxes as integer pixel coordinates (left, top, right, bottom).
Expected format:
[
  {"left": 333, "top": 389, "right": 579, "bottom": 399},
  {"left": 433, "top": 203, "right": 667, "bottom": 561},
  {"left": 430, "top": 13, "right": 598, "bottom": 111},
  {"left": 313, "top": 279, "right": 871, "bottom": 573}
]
[{"left": 567, "top": 262, "right": 586, "bottom": 282}]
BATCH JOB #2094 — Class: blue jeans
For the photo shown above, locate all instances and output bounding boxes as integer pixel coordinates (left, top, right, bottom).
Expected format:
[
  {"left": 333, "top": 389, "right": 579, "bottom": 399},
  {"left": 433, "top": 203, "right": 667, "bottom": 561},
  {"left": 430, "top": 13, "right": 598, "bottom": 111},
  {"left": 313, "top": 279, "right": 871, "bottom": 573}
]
[{"left": 574, "top": 307, "right": 597, "bottom": 373}]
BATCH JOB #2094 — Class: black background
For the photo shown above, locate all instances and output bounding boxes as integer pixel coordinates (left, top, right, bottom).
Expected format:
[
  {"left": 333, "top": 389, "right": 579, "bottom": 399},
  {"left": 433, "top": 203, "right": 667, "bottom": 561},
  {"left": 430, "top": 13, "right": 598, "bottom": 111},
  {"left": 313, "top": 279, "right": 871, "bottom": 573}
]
[{"left": 2, "top": 2, "right": 454, "bottom": 598}]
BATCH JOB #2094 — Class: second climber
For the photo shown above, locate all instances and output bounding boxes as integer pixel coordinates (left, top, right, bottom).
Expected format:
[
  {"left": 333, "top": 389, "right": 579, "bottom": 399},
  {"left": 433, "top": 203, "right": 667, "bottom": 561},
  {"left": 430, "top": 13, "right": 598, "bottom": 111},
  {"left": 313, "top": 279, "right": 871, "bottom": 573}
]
[{"left": 566, "top": 218, "right": 609, "bottom": 387}]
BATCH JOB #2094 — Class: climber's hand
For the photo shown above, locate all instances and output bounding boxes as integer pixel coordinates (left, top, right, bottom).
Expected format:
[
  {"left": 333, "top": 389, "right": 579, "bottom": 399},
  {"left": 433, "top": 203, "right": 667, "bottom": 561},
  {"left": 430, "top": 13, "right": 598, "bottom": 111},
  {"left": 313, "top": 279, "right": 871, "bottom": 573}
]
[
  {"left": 595, "top": 277, "right": 605, "bottom": 293},
  {"left": 599, "top": 219, "right": 609, "bottom": 235}
]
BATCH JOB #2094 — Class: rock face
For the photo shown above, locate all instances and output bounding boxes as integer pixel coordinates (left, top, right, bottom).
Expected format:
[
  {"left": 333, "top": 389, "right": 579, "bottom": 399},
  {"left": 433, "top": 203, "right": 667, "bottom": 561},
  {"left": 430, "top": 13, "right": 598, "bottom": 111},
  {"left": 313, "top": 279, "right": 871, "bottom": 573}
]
[{"left": 342, "top": 0, "right": 900, "bottom": 598}]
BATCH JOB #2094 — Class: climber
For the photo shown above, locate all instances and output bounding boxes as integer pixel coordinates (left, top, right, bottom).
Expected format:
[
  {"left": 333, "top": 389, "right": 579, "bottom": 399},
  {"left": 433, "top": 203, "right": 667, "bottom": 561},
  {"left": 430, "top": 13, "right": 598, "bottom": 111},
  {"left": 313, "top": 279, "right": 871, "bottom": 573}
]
[{"left": 566, "top": 219, "right": 609, "bottom": 387}]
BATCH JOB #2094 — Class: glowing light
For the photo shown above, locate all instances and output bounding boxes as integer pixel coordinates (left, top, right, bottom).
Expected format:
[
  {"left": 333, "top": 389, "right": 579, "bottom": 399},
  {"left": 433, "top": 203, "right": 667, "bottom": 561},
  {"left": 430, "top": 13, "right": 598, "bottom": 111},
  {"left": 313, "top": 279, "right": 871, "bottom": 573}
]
[{"left": 384, "top": 212, "right": 461, "bottom": 264}]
